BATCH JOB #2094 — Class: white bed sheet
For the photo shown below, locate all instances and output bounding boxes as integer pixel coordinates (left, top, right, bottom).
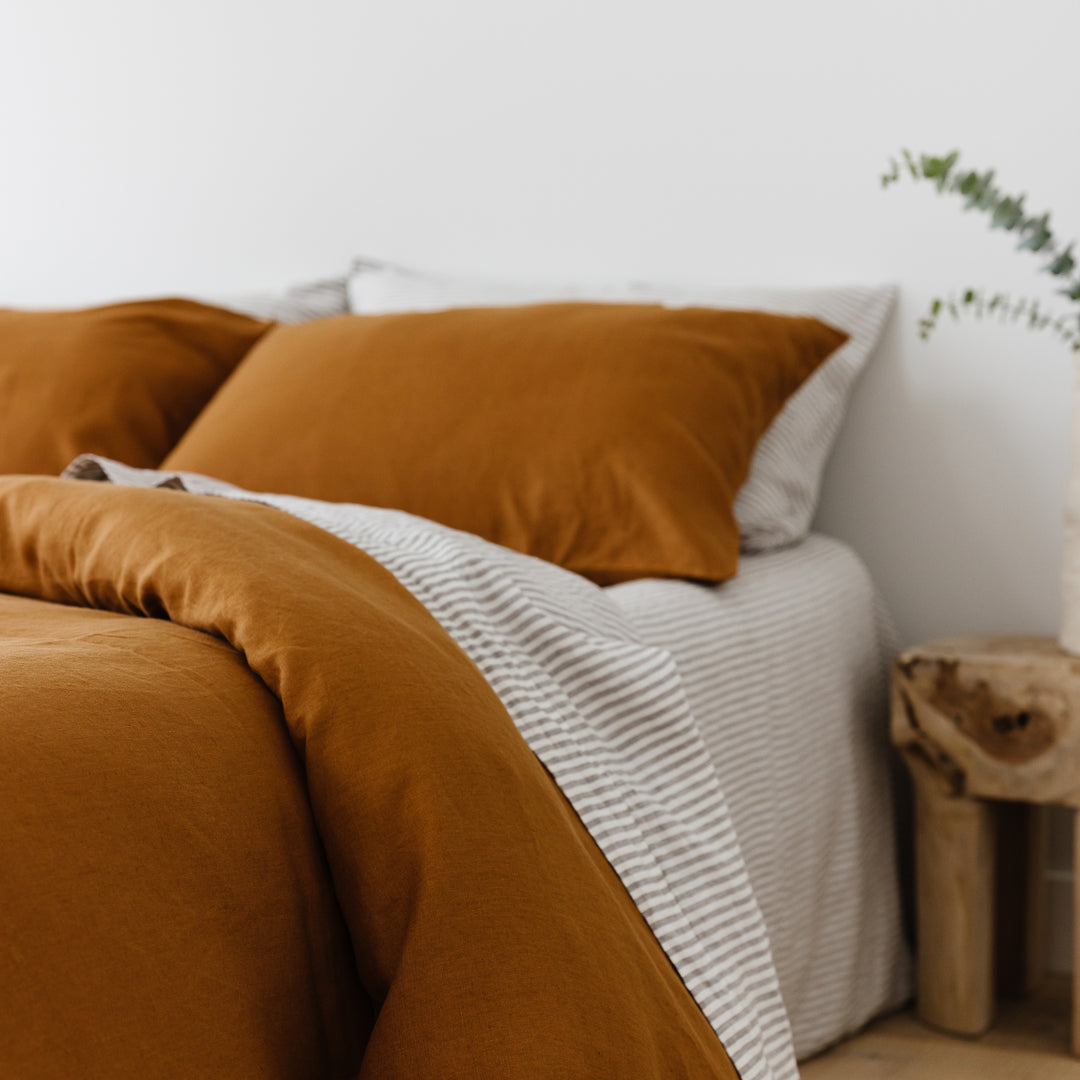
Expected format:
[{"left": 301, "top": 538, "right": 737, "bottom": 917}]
[{"left": 607, "top": 534, "right": 912, "bottom": 1060}]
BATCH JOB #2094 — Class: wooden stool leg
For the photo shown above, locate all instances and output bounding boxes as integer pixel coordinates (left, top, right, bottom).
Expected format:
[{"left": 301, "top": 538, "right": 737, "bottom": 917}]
[
  {"left": 996, "top": 802, "right": 1048, "bottom": 997},
  {"left": 914, "top": 780, "right": 996, "bottom": 1035},
  {"left": 1025, "top": 804, "right": 1048, "bottom": 995},
  {"left": 1073, "top": 807, "right": 1080, "bottom": 1055}
]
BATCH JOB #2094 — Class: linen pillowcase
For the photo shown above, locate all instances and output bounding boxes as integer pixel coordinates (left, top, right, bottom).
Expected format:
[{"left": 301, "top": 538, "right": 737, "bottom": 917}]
[
  {"left": 0, "top": 299, "right": 271, "bottom": 475},
  {"left": 164, "top": 302, "right": 847, "bottom": 584},
  {"left": 347, "top": 259, "right": 896, "bottom": 552},
  {"left": 205, "top": 276, "right": 349, "bottom": 324}
]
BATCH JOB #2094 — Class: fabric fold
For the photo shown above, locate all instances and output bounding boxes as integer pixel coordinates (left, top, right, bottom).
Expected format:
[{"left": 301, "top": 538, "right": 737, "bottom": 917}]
[{"left": 0, "top": 473, "right": 760, "bottom": 1079}]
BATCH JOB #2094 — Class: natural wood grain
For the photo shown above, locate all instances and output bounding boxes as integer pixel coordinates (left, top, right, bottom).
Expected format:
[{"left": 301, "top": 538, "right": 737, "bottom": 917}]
[
  {"left": 891, "top": 636, "right": 1080, "bottom": 1053},
  {"left": 914, "top": 773, "right": 996, "bottom": 1035},
  {"left": 801, "top": 976, "right": 1073, "bottom": 1080},
  {"left": 892, "top": 636, "right": 1080, "bottom": 806}
]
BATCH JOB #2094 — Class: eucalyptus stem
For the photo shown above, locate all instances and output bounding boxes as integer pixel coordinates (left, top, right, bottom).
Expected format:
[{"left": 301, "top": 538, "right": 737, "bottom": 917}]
[
  {"left": 882, "top": 149, "right": 1080, "bottom": 350},
  {"left": 919, "top": 289, "right": 1080, "bottom": 348}
]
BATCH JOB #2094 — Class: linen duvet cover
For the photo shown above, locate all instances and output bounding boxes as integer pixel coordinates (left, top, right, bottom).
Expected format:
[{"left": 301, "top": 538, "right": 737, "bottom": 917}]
[{"left": 0, "top": 458, "right": 798, "bottom": 1080}]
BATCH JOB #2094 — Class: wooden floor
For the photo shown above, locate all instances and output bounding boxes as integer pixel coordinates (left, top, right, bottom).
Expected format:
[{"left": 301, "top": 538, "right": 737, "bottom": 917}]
[{"left": 800, "top": 978, "right": 1077, "bottom": 1079}]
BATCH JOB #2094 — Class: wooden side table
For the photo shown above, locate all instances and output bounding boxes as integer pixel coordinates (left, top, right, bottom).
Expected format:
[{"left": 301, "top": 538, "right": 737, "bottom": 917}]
[{"left": 891, "top": 636, "right": 1079, "bottom": 1051}]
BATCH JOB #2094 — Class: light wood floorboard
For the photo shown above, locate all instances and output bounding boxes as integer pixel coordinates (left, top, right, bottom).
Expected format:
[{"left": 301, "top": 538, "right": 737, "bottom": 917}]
[{"left": 800, "top": 977, "right": 1078, "bottom": 1079}]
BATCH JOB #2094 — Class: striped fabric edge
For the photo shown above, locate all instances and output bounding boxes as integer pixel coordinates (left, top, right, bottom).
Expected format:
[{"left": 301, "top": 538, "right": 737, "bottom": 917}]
[
  {"left": 608, "top": 537, "right": 912, "bottom": 1058},
  {"left": 728, "top": 285, "right": 896, "bottom": 553},
  {"left": 71, "top": 456, "right": 800, "bottom": 1080}
]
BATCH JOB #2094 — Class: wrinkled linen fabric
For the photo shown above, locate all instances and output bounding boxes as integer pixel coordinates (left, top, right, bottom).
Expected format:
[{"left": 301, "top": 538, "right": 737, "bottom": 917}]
[
  {"left": 0, "top": 470, "right": 744, "bottom": 1079},
  {"left": 61, "top": 454, "right": 800, "bottom": 1080},
  {"left": 610, "top": 540, "right": 912, "bottom": 1058},
  {"left": 0, "top": 592, "right": 372, "bottom": 1077}
]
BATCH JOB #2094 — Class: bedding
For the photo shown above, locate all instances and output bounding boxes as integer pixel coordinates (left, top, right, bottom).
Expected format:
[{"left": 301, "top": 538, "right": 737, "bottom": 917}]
[
  {"left": 0, "top": 458, "right": 800, "bottom": 1079},
  {"left": 0, "top": 593, "right": 368, "bottom": 1077},
  {"left": 0, "top": 299, "right": 270, "bottom": 474},
  {"left": 0, "top": 270, "right": 908, "bottom": 1075},
  {"left": 208, "top": 275, "right": 350, "bottom": 323},
  {"left": 164, "top": 302, "right": 847, "bottom": 583},
  {"left": 608, "top": 536, "right": 912, "bottom": 1059},
  {"left": 345, "top": 259, "right": 896, "bottom": 553}
]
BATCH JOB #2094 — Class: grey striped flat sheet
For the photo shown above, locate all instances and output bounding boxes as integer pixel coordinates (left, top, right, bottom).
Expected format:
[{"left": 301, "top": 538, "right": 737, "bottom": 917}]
[
  {"left": 70, "top": 456, "right": 799, "bottom": 1080},
  {"left": 608, "top": 536, "right": 913, "bottom": 1060}
]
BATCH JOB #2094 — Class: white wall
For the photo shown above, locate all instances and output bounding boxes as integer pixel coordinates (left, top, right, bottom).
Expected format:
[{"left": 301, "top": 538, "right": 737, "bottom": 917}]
[
  {"left": 4, "top": 0, "right": 1078, "bottom": 649},
  {"left": 3, "top": 0, "right": 1078, "bottom": 958}
]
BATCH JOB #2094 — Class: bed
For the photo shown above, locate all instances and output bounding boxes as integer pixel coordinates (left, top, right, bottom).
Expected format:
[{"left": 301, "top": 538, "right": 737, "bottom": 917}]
[
  {"left": 0, "top": 263, "right": 909, "bottom": 1077},
  {"left": 610, "top": 537, "right": 911, "bottom": 1059}
]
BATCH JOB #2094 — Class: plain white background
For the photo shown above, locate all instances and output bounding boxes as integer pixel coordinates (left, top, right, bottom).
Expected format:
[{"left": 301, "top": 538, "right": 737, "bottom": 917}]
[
  {"left": 3, "top": 0, "right": 1077, "bottom": 649},
  {"left": 2, "top": 0, "right": 1078, "bottom": 960}
]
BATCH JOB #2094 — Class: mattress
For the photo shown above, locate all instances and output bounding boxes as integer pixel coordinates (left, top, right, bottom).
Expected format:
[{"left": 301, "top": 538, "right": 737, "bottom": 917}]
[{"left": 607, "top": 534, "right": 912, "bottom": 1060}]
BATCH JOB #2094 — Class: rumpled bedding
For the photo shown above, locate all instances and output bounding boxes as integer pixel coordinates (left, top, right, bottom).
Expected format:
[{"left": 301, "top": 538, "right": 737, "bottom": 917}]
[{"left": 0, "top": 458, "right": 799, "bottom": 1079}]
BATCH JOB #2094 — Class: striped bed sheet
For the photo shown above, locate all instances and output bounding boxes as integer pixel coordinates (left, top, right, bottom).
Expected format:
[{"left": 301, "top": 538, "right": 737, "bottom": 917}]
[
  {"left": 73, "top": 457, "right": 909, "bottom": 1070},
  {"left": 74, "top": 456, "right": 799, "bottom": 1080},
  {"left": 607, "top": 534, "right": 913, "bottom": 1059}
]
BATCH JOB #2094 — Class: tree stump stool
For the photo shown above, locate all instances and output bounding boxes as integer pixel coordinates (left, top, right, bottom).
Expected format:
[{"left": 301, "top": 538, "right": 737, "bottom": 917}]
[{"left": 891, "top": 636, "right": 1078, "bottom": 1051}]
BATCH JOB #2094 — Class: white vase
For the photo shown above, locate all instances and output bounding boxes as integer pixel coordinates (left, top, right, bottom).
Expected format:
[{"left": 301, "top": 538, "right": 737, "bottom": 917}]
[{"left": 1061, "top": 354, "right": 1080, "bottom": 653}]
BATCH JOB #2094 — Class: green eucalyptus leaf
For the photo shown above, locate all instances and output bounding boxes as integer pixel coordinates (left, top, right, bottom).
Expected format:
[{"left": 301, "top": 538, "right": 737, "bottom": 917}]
[
  {"left": 962, "top": 170, "right": 995, "bottom": 209},
  {"left": 1018, "top": 212, "right": 1053, "bottom": 252},
  {"left": 956, "top": 171, "right": 980, "bottom": 197},
  {"left": 1045, "top": 245, "right": 1075, "bottom": 276},
  {"left": 991, "top": 195, "right": 1025, "bottom": 230}
]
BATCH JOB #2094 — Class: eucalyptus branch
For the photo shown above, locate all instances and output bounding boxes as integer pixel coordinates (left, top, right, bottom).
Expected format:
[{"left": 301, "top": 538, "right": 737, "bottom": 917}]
[
  {"left": 881, "top": 149, "right": 1080, "bottom": 316},
  {"left": 918, "top": 289, "right": 1080, "bottom": 351}
]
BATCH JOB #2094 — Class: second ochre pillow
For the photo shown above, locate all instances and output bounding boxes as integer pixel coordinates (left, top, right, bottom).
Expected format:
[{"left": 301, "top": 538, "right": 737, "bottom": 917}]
[{"left": 165, "top": 302, "right": 847, "bottom": 583}]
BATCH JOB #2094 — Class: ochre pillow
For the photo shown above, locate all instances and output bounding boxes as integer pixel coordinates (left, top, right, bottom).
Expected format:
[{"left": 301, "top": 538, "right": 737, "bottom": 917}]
[
  {"left": 165, "top": 303, "right": 847, "bottom": 583},
  {"left": 0, "top": 299, "right": 271, "bottom": 475}
]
